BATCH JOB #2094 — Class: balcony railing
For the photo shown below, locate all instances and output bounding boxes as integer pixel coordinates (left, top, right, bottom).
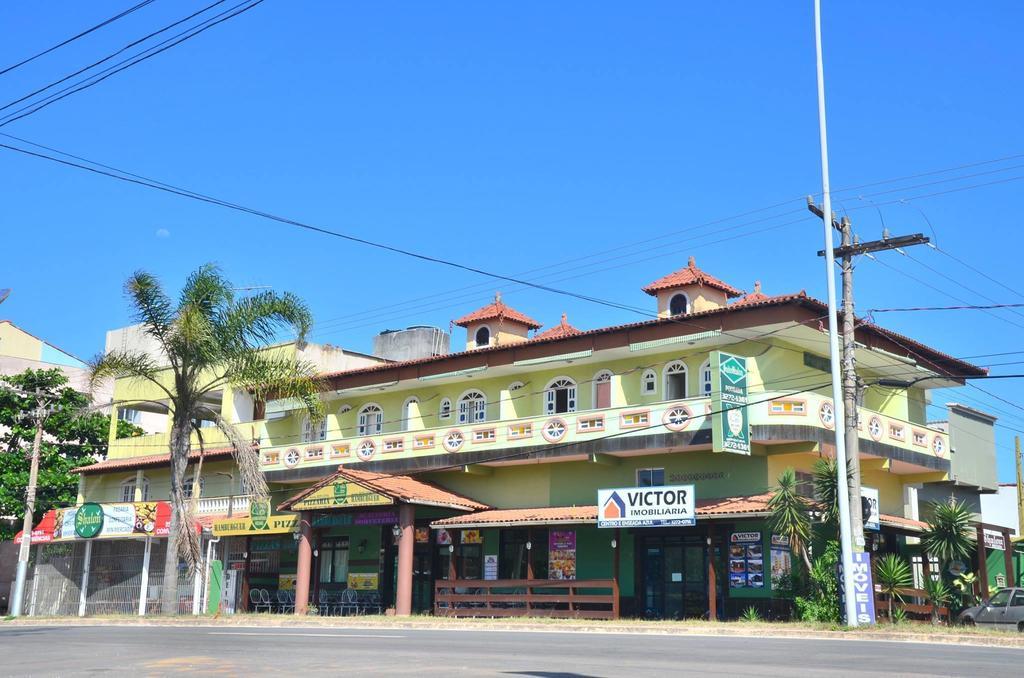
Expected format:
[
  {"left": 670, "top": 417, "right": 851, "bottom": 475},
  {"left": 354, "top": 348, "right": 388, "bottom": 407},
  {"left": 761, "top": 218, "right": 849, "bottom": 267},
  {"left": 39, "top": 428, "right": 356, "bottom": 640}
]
[
  {"left": 195, "top": 494, "right": 252, "bottom": 515},
  {"left": 106, "top": 422, "right": 268, "bottom": 459},
  {"left": 258, "top": 391, "right": 949, "bottom": 473}
]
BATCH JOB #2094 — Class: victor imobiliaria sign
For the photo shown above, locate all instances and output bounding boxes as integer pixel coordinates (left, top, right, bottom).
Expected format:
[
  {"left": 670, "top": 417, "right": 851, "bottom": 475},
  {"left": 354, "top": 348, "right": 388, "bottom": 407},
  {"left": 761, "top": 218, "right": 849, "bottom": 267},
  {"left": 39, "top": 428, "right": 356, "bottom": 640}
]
[
  {"left": 597, "top": 484, "right": 695, "bottom": 528},
  {"left": 710, "top": 350, "right": 751, "bottom": 455}
]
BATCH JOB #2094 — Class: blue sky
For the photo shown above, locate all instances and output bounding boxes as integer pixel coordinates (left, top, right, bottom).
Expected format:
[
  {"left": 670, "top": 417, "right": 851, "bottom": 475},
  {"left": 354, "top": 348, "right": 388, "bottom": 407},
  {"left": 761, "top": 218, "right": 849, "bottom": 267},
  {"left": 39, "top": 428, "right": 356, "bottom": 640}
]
[{"left": 1, "top": 2, "right": 1022, "bottom": 480}]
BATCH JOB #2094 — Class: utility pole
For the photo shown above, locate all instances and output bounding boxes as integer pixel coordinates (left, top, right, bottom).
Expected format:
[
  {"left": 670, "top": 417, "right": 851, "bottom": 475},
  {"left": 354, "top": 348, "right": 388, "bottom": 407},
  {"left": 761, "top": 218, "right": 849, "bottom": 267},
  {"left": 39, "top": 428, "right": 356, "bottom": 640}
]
[
  {"left": 1016, "top": 436, "right": 1023, "bottom": 537},
  {"left": 10, "top": 390, "right": 51, "bottom": 617},
  {"left": 807, "top": 200, "right": 929, "bottom": 553},
  {"left": 811, "top": 0, "right": 858, "bottom": 627}
]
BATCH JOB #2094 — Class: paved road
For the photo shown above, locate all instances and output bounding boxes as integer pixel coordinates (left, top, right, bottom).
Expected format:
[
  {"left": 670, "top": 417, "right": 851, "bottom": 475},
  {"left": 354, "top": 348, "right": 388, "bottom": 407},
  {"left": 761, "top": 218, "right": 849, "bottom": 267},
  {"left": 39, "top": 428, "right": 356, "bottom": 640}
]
[{"left": 0, "top": 625, "right": 1019, "bottom": 677}]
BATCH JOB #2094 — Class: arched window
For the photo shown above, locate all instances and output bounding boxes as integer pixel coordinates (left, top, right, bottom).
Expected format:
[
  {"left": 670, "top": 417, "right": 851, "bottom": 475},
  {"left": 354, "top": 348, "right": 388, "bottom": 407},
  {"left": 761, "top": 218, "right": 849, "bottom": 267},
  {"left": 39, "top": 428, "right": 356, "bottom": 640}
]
[
  {"left": 401, "top": 397, "right": 418, "bottom": 432},
  {"left": 593, "top": 370, "right": 613, "bottom": 409},
  {"left": 641, "top": 369, "right": 657, "bottom": 395},
  {"left": 459, "top": 390, "right": 487, "bottom": 424},
  {"left": 664, "top": 361, "right": 688, "bottom": 400},
  {"left": 545, "top": 377, "right": 577, "bottom": 414},
  {"left": 439, "top": 398, "right": 452, "bottom": 420},
  {"left": 474, "top": 325, "right": 491, "bottom": 348},
  {"left": 302, "top": 415, "right": 327, "bottom": 442},
  {"left": 699, "top": 359, "right": 713, "bottom": 396},
  {"left": 357, "top": 404, "right": 383, "bottom": 436},
  {"left": 669, "top": 293, "right": 690, "bottom": 316},
  {"left": 508, "top": 381, "right": 526, "bottom": 392},
  {"left": 182, "top": 476, "right": 205, "bottom": 500},
  {"left": 121, "top": 476, "right": 149, "bottom": 503}
]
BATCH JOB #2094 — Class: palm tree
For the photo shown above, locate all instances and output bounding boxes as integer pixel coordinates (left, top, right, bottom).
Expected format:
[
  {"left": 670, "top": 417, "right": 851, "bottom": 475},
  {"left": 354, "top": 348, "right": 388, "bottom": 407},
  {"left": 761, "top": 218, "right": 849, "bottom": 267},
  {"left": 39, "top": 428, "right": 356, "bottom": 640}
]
[
  {"left": 875, "top": 553, "right": 913, "bottom": 622},
  {"left": 920, "top": 499, "right": 976, "bottom": 570},
  {"left": 768, "top": 468, "right": 812, "bottom": 571},
  {"left": 90, "top": 265, "right": 323, "bottom": 614},
  {"left": 812, "top": 456, "right": 841, "bottom": 532},
  {"left": 922, "top": 575, "right": 952, "bottom": 625}
]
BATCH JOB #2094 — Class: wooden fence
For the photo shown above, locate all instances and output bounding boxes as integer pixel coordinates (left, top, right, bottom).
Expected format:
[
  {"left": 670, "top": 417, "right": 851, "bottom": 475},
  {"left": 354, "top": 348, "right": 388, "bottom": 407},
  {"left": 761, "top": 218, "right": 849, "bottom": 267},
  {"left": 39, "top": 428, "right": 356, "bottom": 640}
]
[{"left": 434, "top": 579, "right": 619, "bottom": 620}]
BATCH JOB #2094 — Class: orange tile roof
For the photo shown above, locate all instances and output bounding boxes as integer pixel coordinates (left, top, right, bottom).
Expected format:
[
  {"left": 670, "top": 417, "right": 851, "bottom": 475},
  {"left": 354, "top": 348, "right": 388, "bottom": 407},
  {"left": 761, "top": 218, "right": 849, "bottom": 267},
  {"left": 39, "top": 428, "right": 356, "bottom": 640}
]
[
  {"left": 279, "top": 468, "right": 490, "bottom": 512},
  {"left": 72, "top": 446, "right": 240, "bottom": 475},
  {"left": 880, "top": 513, "right": 927, "bottom": 532},
  {"left": 431, "top": 493, "right": 776, "bottom": 527},
  {"left": 642, "top": 256, "right": 744, "bottom": 298},
  {"left": 453, "top": 293, "right": 542, "bottom": 329},
  {"left": 732, "top": 280, "right": 773, "bottom": 306},
  {"left": 533, "top": 313, "right": 582, "bottom": 341}
]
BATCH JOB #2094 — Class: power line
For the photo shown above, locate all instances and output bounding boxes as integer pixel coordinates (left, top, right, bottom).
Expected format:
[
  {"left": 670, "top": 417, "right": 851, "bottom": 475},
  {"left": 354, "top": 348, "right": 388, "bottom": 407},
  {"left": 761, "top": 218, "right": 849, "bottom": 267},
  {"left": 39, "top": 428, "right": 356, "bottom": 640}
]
[
  {"left": 0, "top": 0, "right": 231, "bottom": 115},
  {"left": 867, "top": 303, "right": 1024, "bottom": 313},
  {"left": 0, "top": 0, "right": 157, "bottom": 77},
  {"left": 0, "top": 0, "right": 266, "bottom": 129}
]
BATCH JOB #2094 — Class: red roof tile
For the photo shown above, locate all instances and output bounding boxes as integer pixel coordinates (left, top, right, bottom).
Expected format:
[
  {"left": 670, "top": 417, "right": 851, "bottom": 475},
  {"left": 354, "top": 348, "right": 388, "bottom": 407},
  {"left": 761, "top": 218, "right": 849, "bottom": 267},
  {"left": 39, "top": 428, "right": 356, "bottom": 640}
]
[
  {"left": 642, "top": 256, "right": 744, "bottom": 298},
  {"left": 72, "top": 446, "right": 240, "bottom": 475},
  {"left": 533, "top": 313, "right": 582, "bottom": 341},
  {"left": 733, "top": 280, "right": 772, "bottom": 306},
  {"left": 453, "top": 293, "right": 542, "bottom": 329},
  {"left": 879, "top": 513, "right": 927, "bottom": 532},
  {"left": 430, "top": 493, "right": 776, "bottom": 528},
  {"left": 279, "top": 468, "right": 490, "bottom": 512}
]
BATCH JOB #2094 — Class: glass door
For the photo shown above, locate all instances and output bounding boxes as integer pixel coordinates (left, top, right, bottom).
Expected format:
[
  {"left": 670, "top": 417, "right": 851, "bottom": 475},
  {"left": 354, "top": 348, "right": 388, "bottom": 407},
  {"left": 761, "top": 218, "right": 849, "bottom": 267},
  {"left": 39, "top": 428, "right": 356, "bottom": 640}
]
[{"left": 641, "top": 535, "right": 708, "bottom": 619}]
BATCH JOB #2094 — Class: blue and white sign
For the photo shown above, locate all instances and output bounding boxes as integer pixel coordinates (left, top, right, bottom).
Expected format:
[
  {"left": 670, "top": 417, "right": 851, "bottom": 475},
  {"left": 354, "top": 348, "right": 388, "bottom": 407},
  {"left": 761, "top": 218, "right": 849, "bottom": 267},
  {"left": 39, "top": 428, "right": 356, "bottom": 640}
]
[
  {"left": 839, "top": 551, "right": 877, "bottom": 625},
  {"left": 597, "top": 485, "right": 695, "bottom": 528},
  {"left": 861, "top": 486, "right": 880, "bottom": 532}
]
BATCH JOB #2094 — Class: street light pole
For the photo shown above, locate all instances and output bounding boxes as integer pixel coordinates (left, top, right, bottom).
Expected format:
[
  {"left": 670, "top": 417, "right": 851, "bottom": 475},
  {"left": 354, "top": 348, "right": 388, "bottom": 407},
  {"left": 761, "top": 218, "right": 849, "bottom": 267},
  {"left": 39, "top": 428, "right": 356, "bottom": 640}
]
[
  {"left": 10, "top": 391, "right": 49, "bottom": 617},
  {"left": 812, "top": 0, "right": 859, "bottom": 627}
]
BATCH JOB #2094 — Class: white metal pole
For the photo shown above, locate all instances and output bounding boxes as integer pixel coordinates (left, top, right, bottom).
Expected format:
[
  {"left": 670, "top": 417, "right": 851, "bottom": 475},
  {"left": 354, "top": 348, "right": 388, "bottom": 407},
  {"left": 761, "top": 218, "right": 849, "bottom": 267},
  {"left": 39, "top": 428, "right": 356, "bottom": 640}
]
[
  {"left": 813, "top": 0, "right": 859, "bottom": 627},
  {"left": 78, "top": 540, "right": 93, "bottom": 617},
  {"left": 191, "top": 540, "right": 204, "bottom": 616},
  {"left": 138, "top": 537, "right": 152, "bottom": 616}
]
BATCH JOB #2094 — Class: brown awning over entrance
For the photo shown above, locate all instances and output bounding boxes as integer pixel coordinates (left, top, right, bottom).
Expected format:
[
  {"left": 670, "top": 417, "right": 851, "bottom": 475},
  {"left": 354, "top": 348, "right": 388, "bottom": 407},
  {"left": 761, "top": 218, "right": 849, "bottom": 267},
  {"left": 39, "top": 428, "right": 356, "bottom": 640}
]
[{"left": 278, "top": 467, "right": 490, "bottom": 513}]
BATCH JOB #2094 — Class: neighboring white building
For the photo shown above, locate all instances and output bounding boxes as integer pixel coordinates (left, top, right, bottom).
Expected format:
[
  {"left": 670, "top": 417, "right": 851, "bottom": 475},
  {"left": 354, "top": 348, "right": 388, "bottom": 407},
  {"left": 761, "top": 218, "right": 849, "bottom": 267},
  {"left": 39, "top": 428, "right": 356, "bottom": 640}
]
[
  {"left": 981, "top": 483, "right": 1021, "bottom": 536},
  {"left": 1, "top": 320, "right": 112, "bottom": 406}
]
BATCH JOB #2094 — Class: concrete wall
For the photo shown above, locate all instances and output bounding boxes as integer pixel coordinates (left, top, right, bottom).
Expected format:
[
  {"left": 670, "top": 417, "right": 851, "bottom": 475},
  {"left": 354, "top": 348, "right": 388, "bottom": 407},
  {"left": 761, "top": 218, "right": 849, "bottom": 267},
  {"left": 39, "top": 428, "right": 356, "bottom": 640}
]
[{"left": 947, "top": 403, "right": 998, "bottom": 491}]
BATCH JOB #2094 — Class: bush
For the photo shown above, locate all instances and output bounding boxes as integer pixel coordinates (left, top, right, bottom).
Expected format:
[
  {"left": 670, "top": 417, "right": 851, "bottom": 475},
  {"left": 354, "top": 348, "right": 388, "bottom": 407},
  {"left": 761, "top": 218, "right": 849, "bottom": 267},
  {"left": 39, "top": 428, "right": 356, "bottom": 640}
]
[
  {"left": 740, "top": 606, "right": 762, "bottom": 622},
  {"left": 794, "top": 541, "right": 841, "bottom": 623}
]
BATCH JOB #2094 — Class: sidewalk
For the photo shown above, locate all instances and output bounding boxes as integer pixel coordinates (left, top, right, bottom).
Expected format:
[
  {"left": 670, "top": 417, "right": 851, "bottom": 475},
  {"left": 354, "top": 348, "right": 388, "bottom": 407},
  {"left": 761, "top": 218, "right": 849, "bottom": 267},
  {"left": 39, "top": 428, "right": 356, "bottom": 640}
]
[{"left": 6, "top": 613, "right": 1024, "bottom": 649}]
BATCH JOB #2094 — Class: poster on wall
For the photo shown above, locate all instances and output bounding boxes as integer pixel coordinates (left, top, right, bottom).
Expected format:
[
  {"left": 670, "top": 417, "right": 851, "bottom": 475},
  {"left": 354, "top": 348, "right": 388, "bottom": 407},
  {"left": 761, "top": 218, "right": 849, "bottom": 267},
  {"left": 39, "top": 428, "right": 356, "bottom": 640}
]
[
  {"left": 770, "top": 534, "right": 792, "bottom": 587},
  {"left": 461, "top": 529, "right": 483, "bottom": 544},
  {"left": 278, "top": 574, "right": 297, "bottom": 591},
  {"left": 548, "top": 530, "right": 577, "bottom": 580},
  {"left": 347, "top": 573, "right": 379, "bottom": 590},
  {"left": 484, "top": 554, "right": 498, "bottom": 580},
  {"left": 415, "top": 527, "right": 431, "bottom": 544},
  {"left": 729, "top": 532, "right": 763, "bottom": 589},
  {"left": 861, "top": 486, "right": 880, "bottom": 532},
  {"left": 436, "top": 529, "right": 452, "bottom": 545},
  {"left": 710, "top": 351, "right": 751, "bottom": 455}
]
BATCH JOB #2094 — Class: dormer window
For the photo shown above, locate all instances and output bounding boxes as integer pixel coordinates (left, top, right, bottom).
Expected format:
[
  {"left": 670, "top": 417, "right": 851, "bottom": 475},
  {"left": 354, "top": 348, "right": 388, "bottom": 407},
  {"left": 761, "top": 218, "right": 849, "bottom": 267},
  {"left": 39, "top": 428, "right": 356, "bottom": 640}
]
[
  {"left": 669, "top": 293, "right": 690, "bottom": 316},
  {"left": 474, "top": 326, "right": 491, "bottom": 347}
]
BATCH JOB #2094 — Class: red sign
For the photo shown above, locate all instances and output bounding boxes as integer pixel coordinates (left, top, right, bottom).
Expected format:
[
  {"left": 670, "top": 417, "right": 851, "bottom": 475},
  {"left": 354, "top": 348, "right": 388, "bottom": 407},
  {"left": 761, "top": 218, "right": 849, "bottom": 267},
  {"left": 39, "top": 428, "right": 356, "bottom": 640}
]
[{"left": 15, "top": 502, "right": 177, "bottom": 544}]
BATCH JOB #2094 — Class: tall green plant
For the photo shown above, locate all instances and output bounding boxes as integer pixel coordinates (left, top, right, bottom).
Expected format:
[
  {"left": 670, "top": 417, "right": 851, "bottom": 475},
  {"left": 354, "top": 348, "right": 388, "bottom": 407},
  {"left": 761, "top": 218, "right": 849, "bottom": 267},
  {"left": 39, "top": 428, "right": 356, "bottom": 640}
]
[
  {"left": 812, "top": 456, "right": 842, "bottom": 532},
  {"left": 921, "top": 499, "right": 975, "bottom": 569},
  {"left": 90, "top": 265, "right": 323, "bottom": 614},
  {"left": 768, "top": 468, "right": 812, "bottom": 570},
  {"left": 794, "top": 540, "right": 841, "bottom": 623},
  {"left": 875, "top": 553, "right": 913, "bottom": 623},
  {"left": 923, "top": 576, "right": 952, "bottom": 625}
]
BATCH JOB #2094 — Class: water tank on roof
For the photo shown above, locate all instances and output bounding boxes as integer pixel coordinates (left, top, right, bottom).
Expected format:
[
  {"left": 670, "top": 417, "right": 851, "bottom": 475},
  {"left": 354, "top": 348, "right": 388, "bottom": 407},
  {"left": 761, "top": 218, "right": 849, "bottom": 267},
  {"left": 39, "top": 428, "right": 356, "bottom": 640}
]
[{"left": 372, "top": 326, "right": 450, "bottom": 362}]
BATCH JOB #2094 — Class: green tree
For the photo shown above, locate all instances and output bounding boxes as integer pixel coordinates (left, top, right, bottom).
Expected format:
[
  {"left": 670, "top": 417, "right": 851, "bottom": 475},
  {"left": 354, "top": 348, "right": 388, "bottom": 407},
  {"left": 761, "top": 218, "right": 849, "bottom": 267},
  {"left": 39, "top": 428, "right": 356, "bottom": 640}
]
[
  {"left": 0, "top": 368, "right": 140, "bottom": 540},
  {"left": 920, "top": 499, "right": 975, "bottom": 573},
  {"left": 922, "top": 575, "right": 952, "bottom": 625},
  {"left": 89, "top": 265, "right": 322, "bottom": 614},
  {"left": 812, "top": 456, "right": 842, "bottom": 533},
  {"left": 875, "top": 553, "right": 913, "bottom": 623},
  {"left": 768, "top": 468, "right": 812, "bottom": 571},
  {"left": 794, "top": 540, "right": 841, "bottom": 623}
]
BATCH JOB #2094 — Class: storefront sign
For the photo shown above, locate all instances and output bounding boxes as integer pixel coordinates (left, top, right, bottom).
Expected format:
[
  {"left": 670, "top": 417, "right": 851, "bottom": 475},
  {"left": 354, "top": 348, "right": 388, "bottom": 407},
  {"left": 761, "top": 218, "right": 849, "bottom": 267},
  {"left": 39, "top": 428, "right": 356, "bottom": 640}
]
[
  {"left": 770, "top": 534, "right": 792, "bottom": 586},
  {"left": 983, "top": 529, "right": 1006, "bottom": 551},
  {"left": 348, "top": 573, "right": 379, "bottom": 590},
  {"left": 16, "top": 502, "right": 174, "bottom": 544},
  {"left": 840, "top": 551, "right": 877, "bottom": 625},
  {"left": 213, "top": 512, "right": 299, "bottom": 537},
  {"left": 461, "top": 529, "right": 483, "bottom": 544},
  {"left": 861, "top": 487, "right": 879, "bottom": 532},
  {"left": 729, "top": 532, "right": 764, "bottom": 589},
  {"left": 549, "top": 530, "right": 577, "bottom": 580},
  {"left": 291, "top": 480, "right": 393, "bottom": 511},
  {"left": 597, "top": 484, "right": 695, "bottom": 528},
  {"left": 355, "top": 510, "right": 398, "bottom": 526},
  {"left": 710, "top": 351, "right": 751, "bottom": 455}
]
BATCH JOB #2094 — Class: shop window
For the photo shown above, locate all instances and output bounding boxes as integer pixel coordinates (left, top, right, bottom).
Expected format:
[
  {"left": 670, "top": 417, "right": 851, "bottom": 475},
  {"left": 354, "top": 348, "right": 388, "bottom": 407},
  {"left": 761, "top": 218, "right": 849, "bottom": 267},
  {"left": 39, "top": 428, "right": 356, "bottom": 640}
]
[
  {"left": 641, "top": 369, "right": 657, "bottom": 395},
  {"left": 458, "top": 544, "right": 483, "bottom": 579},
  {"left": 475, "top": 326, "right": 491, "bottom": 348},
  {"left": 498, "top": 528, "right": 548, "bottom": 580},
  {"left": 357, "top": 404, "right": 383, "bottom": 436},
  {"left": 545, "top": 378, "right": 577, "bottom": 414},
  {"left": 302, "top": 415, "right": 327, "bottom": 442},
  {"left": 593, "top": 371, "right": 612, "bottom": 409},
  {"left": 439, "top": 398, "right": 452, "bottom": 420},
  {"left": 637, "top": 468, "right": 665, "bottom": 487},
  {"left": 458, "top": 390, "right": 487, "bottom": 424},
  {"left": 699, "top": 359, "right": 712, "bottom": 396},
  {"left": 121, "top": 476, "right": 149, "bottom": 502},
  {"left": 319, "top": 538, "right": 350, "bottom": 584},
  {"left": 669, "top": 293, "right": 690, "bottom": 316},
  {"left": 663, "top": 361, "right": 687, "bottom": 400}
]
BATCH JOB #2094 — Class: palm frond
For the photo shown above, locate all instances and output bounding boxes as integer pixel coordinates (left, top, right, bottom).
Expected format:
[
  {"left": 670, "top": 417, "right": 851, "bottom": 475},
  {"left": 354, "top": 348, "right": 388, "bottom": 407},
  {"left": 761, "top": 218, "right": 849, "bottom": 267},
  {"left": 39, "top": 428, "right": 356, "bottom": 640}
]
[
  {"left": 921, "top": 499, "right": 976, "bottom": 564},
  {"left": 179, "top": 263, "right": 232, "bottom": 317},
  {"left": 768, "top": 468, "right": 811, "bottom": 567},
  {"left": 125, "top": 271, "right": 177, "bottom": 361},
  {"left": 211, "top": 412, "right": 268, "bottom": 503},
  {"left": 88, "top": 350, "right": 173, "bottom": 400},
  {"left": 218, "top": 290, "right": 314, "bottom": 348},
  {"left": 216, "top": 353, "right": 324, "bottom": 419}
]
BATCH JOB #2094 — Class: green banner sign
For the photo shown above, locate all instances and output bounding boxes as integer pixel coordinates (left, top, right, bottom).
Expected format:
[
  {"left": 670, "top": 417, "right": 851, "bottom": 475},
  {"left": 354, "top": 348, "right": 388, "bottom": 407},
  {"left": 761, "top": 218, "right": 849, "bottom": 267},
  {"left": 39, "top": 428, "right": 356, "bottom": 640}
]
[
  {"left": 73, "top": 502, "right": 105, "bottom": 539},
  {"left": 711, "top": 351, "right": 751, "bottom": 455}
]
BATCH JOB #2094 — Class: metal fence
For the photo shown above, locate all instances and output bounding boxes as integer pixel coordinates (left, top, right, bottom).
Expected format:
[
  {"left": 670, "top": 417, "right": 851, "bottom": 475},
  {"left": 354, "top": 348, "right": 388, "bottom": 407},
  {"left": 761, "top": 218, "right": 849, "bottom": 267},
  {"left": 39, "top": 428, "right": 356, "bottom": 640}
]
[{"left": 20, "top": 539, "right": 204, "bottom": 617}]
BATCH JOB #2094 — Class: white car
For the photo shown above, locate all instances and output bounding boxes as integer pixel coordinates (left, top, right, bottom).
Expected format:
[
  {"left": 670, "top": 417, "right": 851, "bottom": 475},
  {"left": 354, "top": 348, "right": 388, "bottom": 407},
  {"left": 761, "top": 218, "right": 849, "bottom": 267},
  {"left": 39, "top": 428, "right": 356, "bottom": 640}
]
[{"left": 958, "top": 588, "right": 1024, "bottom": 631}]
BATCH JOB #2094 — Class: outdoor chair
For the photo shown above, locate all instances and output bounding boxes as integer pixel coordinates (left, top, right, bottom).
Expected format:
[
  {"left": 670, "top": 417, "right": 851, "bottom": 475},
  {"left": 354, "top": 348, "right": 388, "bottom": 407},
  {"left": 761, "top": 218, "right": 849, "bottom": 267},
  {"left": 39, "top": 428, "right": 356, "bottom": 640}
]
[
  {"left": 339, "top": 588, "right": 360, "bottom": 616},
  {"left": 276, "top": 589, "right": 294, "bottom": 614},
  {"left": 259, "top": 588, "right": 275, "bottom": 613},
  {"left": 318, "top": 588, "right": 339, "bottom": 616},
  {"left": 362, "top": 591, "right": 383, "bottom": 615},
  {"left": 250, "top": 588, "right": 273, "bottom": 613}
]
